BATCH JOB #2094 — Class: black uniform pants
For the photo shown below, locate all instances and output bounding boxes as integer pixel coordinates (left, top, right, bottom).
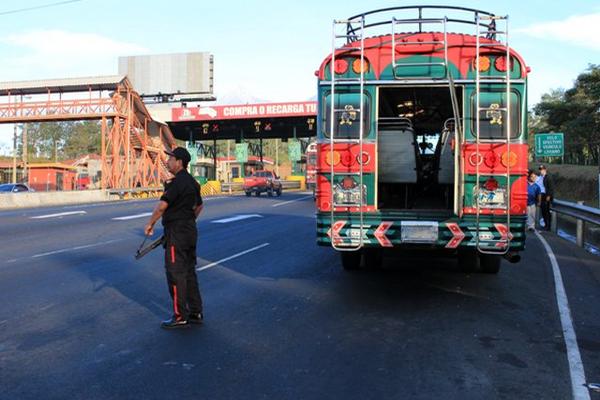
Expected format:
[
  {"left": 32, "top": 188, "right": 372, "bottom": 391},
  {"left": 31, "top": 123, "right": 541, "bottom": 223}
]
[
  {"left": 540, "top": 194, "right": 552, "bottom": 230},
  {"left": 164, "top": 221, "right": 203, "bottom": 319}
]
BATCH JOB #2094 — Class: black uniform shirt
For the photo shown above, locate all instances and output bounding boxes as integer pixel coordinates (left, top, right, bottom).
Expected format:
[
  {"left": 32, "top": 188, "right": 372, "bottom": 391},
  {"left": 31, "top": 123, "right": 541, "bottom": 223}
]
[
  {"left": 160, "top": 169, "right": 202, "bottom": 226},
  {"left": 543, "top": 174, "right": 554, "bottom": 198}
]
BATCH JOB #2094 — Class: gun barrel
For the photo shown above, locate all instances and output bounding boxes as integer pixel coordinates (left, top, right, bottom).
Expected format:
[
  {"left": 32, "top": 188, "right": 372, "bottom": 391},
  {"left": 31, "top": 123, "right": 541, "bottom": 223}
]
[{"left": 134, "top": 236, "right": 165, "bottom": 260}]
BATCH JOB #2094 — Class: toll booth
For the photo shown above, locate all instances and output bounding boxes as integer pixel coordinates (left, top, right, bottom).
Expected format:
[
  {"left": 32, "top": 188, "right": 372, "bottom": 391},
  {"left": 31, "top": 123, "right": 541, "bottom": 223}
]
[
  {"left": 169, "top": 101, "right": 317, "bottom": 183},
  {"left": 217, "top": 156, "right": 275, "bottom": 181}
]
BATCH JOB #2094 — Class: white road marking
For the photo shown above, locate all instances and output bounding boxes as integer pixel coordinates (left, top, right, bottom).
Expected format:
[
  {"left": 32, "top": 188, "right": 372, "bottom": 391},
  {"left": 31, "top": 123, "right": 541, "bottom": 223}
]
[
  {"left": 535, "top": 231, "right": 591, "bottom": 400},
  {"left": 30, "top": 211, "right": 87, "bottom": 219},
  {"left": 272, "top": 195, "right": 313, "bottom": 208},
  {"left": 197, "top": 243, "right": 270, "bottom": 271},
  {"left": 211, "top": 214, "right": 263, "bottom": 224},
  {"left": 112, "top": 212, "right": 153, "bottom": 221},
  {"left": 31, "top": 239, "right": 123, "bottom": 259}
]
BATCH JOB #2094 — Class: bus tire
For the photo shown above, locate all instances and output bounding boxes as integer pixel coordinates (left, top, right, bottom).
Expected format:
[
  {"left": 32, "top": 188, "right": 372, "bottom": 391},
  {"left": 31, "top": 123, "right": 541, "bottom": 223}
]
[
  {"left": 363, "top": 248, "right": 383, "bottom": 269},
  {"left": 479, "top": 254, "right": 501, "bottom": 274},
  {"left": 457, "top": 248, "right": 479, "bottom": 273},
  {"left": 245, "top": 191, "right": 251, "bottom": 197},
  {"left": 340, "top": 250, "right": 362, "bottom": 271}
]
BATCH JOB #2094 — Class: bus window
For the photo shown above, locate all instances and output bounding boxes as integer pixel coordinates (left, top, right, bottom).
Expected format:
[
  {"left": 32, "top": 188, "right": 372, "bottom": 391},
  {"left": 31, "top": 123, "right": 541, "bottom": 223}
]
[
  {"left": 471, "top": 90, "right": 520, "bottom": 139},
  {"left": 323, "top": 91, "right": 370, "bottom": 138}
]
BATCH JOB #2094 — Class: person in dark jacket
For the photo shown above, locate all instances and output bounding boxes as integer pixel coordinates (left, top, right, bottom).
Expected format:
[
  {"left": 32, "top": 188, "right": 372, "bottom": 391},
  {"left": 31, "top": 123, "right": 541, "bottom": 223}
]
[
  {"left": 145, "top": 147, "right": 204, "bottom": 329},
  {"left": 537, "top": 164, "right": 554, "bottom": 231},
  {"left": 527, "top": 170, "right": 541, "bottom": 231}
]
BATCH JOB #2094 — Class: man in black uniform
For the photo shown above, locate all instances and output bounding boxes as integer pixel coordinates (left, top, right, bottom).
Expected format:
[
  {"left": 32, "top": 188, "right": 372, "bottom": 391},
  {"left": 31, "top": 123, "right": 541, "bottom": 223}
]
[{"left": 145, "top": 147, "right": 204, "bottom": 329}]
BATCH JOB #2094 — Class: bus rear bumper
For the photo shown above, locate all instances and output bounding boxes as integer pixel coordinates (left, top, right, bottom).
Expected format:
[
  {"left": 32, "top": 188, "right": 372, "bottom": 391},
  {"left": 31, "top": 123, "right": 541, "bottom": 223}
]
[{"left": 316, "top": 212, "right": 526, "bottom": 251}]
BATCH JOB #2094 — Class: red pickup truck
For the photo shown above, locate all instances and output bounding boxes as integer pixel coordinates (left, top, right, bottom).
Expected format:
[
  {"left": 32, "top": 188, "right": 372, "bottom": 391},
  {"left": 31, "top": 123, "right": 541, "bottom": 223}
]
[{"left": 243, "top": 170, "right": 283, "bottom": 197}]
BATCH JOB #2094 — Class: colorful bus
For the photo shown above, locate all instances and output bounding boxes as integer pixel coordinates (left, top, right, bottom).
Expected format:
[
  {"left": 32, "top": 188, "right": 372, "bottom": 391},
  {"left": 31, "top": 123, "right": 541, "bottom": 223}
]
[
  {"left": 315, "top": 6, "right": 529, "bottom": 273},
  {"left": 305, "top": 141, "right": 318, "bottom": 197}
]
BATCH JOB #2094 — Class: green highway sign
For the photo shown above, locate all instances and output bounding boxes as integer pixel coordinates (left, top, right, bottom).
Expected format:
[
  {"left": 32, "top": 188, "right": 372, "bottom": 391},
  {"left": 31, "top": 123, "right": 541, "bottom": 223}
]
[
  {"left": 235, "top": 143, "right": 248, "bottom": 163},
  {"left": 535, "top": 133, "right": 564, "bottom": 157},
  {"left": 288, "top": 140, "right": 301, "bottom": 162},
  {"left": 186, "top": 142, "right": 198, "bottom": 166}
]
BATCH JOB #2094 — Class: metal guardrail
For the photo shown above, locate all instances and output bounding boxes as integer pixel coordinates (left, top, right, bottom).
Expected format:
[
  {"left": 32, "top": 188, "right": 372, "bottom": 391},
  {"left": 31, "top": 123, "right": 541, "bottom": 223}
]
[
  {"left": 221, "top": 180, "right": 302, "bottom": 193},
  {"left": 107, "top": 187, "right": 163, "bottom": 200},
  {"left": 551, "top": 199, "right": 600, "bottom": 248}
]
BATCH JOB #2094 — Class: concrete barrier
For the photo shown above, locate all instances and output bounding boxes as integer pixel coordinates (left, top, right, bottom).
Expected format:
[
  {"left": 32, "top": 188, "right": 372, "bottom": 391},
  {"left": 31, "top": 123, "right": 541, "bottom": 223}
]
[
  {"left": 285, "top": 175, "right": 306, "bottom": 190},
  {"left": 0, "top": 190, "right": 111, "bottom": 210},
  {"left": 0, "top": 180, "right": 304, "bottom": 210}
]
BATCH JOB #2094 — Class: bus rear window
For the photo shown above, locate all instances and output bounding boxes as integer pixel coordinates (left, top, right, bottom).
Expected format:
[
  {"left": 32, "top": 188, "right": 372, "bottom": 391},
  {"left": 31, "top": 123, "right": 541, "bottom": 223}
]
[
  {"left": 471, "top": 90, "right": 520, "bottom": 139},
  {"left": 323, "top": 91, "right": 370, "bottom": 138}
]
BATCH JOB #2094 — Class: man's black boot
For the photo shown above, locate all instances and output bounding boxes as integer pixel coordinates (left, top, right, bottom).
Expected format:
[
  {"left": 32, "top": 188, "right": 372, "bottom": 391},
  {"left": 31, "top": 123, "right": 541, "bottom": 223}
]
[
  {"left": 161, "top": 316, "right": 190, "bottom": 329},
  {"left": 188, "top": 312, "right": 204, "bottom": 325}
]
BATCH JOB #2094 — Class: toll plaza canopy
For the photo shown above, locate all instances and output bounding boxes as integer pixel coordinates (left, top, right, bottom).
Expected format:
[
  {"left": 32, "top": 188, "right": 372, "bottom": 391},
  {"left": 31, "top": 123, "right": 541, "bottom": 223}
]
[{"left": 168, "top": 101, "right": 317, "bottom": 141}]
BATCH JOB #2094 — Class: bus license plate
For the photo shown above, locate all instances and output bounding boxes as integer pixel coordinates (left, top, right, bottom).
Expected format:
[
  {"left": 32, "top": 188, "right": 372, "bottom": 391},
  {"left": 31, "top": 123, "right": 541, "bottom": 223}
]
[
  {"left": 401, "top": 221, "right": 438, "bottom": 243},
  {"left": 478, "top": 188, "right": 506, "bottom": 207}
]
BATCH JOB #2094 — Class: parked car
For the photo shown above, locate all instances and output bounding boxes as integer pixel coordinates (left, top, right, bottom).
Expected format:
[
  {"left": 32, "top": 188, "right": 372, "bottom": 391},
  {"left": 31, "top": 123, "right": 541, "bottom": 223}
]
[
  {"left": 0, "top": 183, "right": 35, "bottom": 193},
  {"left": 76, "top": 174, "right": 91, "bottom": 190},
  {"left": 243, "top": 170, "right": 282, "bottom": 197}
]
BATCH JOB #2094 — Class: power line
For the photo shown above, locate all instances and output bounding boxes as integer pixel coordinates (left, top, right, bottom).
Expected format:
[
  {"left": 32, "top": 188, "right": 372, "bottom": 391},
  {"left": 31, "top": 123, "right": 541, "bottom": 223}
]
[{"left": 0, "top": 0, "right": 83, "bottom": 16}]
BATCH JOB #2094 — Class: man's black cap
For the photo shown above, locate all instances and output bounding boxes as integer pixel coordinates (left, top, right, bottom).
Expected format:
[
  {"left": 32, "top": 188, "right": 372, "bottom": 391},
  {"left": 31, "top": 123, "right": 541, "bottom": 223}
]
[{"left": 165, "top": 147, "right": 191, "bottom": 165}]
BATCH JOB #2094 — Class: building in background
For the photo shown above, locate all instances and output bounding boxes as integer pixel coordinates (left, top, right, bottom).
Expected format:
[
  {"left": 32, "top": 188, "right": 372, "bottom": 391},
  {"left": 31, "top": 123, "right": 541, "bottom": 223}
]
[
  {"left": 28, "top": 163, "right": 77, "bottom": 191},
  {"left": 0, "top": 161, "right": 24, "bottom": 184},
  {"left": 215, "top": 156, "right": 277, "bottom": 182},
  {"left": 67, "top": 154, "right": 103, "bottom": 189}
]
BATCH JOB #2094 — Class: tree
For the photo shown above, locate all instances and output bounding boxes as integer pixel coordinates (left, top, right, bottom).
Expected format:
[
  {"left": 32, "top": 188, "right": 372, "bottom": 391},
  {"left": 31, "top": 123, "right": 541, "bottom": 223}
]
[
  {"left": 532, "top": 64, "right": 600, "bottom": 165},
  {"left": 17, "top": 120, "right": 101, "bottom": 162},
  {"left": 63, "top": 121, "right": 101, "bottom": 159}
]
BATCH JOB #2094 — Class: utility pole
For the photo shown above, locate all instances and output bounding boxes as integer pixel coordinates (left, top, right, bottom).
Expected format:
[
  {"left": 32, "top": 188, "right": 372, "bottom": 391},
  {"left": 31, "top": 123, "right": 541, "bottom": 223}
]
[
  {"left": 22, "top": 124, "right": 28, "bottom": 182},
  {"left": 275, "top": 138, "right": 279, "bottom": 177},
  {"left": 226, "top": 139, "right": 231, "bottom": 182},
  {"left": 12, "top": 124, "right": 17, "bottom": 182}
]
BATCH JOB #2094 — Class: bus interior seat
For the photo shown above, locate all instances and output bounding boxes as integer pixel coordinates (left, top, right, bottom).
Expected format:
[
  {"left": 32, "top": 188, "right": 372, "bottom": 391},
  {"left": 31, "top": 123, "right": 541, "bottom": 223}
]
[
  {"left": 437, "top": 118, "right": 455, "bottom": 184},
  {"left": 378, "top": 118, "right": 418, "bottom": 184}
]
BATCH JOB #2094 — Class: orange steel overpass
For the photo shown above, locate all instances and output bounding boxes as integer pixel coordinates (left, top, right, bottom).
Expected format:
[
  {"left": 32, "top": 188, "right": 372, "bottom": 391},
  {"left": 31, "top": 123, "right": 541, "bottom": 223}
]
[{"left": 0, "top": 76, "right": 176, "bottom": 189}]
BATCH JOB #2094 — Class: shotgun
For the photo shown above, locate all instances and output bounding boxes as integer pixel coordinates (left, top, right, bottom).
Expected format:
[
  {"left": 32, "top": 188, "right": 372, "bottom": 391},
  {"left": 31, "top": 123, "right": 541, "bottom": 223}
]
[{"left": 135, "top": 235, "right": 165, "bottom": 260}]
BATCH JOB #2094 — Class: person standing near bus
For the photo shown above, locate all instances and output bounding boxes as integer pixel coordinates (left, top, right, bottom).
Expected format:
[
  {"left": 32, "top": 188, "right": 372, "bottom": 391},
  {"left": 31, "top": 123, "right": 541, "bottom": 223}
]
[
  {"left": 145, "top": 147, "right": 204, "bottom": 329},
  {"left": 527, "top": 170, "right": 541, "bottom": 231},
  {"left": 536, "top": 164, "right": 554, "bottom": 231}
]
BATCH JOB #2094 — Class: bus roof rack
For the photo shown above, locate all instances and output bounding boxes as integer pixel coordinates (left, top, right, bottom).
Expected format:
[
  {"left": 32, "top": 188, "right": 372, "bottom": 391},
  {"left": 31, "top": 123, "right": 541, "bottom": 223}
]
[{"left": 344, "top": 6, "right": 498, "bottom": 42}]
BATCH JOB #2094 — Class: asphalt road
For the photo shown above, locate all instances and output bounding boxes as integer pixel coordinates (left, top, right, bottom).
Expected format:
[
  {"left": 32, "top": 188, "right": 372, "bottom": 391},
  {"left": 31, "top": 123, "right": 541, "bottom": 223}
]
[{"left": 0, "top": 193, "right": 598, "bottom": 400}]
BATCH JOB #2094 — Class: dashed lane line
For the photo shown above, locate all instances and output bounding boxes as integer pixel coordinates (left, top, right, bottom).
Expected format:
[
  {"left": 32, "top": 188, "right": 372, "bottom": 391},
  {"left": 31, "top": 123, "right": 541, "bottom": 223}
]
[
  {"left": 112, "top": 212, "right": 153, "bottom": 221},
  {"left": 271, "top": 195, "right": 313, "bottom": 208},
  {"left": 535, "top": 230, "right": 591, "bottom": 400},
  {"left": 211, "top": 214, "right": 263, "bottom": 224},
  {"left": 196, "top": 243, "right": 270, "bottom": 272},
  {"left": 31, "top": 239, "right": 124, "bottom": 259},
  {"left": 30, "top": 211, "right": 87, "bottom": 219}
]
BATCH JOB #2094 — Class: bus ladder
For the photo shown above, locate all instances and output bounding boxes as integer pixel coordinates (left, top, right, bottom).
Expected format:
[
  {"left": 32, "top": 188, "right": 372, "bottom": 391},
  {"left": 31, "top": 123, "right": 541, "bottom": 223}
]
[
  {"left": 330, "top": 17, "right": 366, "bottom": 251},
  {"left": 475, "top": 14, "right": 512, "bottom": 254},
  {"left": 391, "top": 16, "right": 464, "bottom": 216}
]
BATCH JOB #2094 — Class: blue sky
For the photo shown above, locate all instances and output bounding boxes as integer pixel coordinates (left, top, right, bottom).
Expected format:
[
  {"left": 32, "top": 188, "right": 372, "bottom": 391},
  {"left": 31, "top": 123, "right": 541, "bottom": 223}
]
[{"left": 1, "top": 0, "right": 599, "bottom": 153}]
